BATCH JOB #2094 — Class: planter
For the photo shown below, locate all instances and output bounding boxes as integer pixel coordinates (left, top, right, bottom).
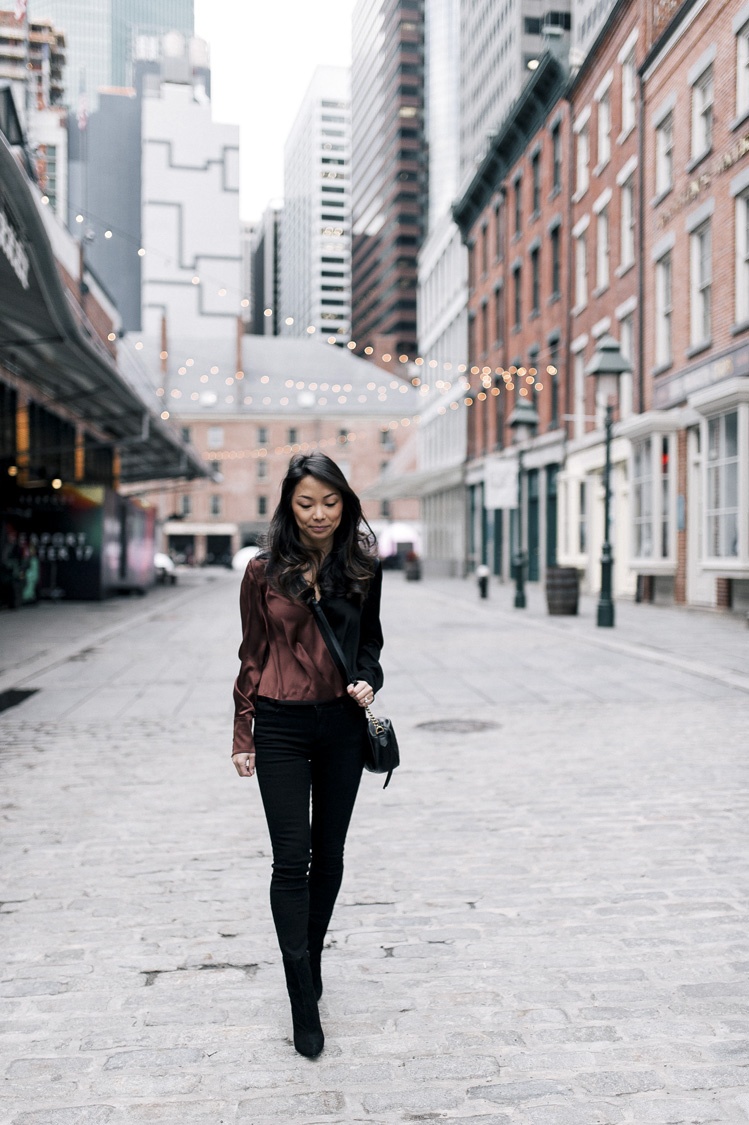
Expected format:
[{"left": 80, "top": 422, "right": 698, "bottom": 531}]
[{"left": 546, "top": 566, "right": 579, "bottom": 615}]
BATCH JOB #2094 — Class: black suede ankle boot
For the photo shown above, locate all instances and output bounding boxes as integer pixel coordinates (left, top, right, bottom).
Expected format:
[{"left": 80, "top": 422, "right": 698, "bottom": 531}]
[{"left": 282, "top": 953, "right": 324, "bottom": 1058}]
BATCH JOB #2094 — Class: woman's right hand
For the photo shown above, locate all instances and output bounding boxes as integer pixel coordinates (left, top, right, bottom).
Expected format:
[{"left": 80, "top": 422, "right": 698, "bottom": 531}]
[{"left": 232, "top": 752, "right": 255, "bottom": 777}]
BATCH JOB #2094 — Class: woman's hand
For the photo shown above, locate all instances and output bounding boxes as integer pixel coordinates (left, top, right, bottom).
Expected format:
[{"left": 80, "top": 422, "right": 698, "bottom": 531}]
[
  {"left": 348, "top": 680, "right": 375, "bottom": 708},
  {"left": 232, "top": 752, "right": 255, "bottom": 777}
]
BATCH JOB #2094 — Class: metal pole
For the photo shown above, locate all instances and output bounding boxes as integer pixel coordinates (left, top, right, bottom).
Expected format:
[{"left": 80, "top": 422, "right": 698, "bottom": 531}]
[
  {"left": 597, "top": 403, "right": 614, "bottom": 627},
  {"left": 514, "top": 448, "right": 526, "bottom": 609}
]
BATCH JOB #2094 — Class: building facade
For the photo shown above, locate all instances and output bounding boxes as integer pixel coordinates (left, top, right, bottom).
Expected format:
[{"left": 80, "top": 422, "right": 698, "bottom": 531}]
[
  {"left": 32, "top": 0, "right": 194, "bottom": 111},
  {"left": 250, "top": 203, "right": 282, "bottom": 336},
  {"left": 351, "top": 0, "right": 427, "bottom": 358},
  {"left": 280, "top": 66, "right": 351, "bottom": 342}
]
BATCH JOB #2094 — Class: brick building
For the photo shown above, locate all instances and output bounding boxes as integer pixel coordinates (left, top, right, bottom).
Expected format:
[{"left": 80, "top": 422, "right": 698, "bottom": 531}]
[
  {"left": 454, "top": 50, "right": 571, "bottom": 583},
  {"left": 132, "top": 336, "right": 422, "bottom": 564},
  {"left": 556, "top": 0, "right": 641, "bottom": 599},
  {"left": 633, "top": 0, "right": 749, "bottom": 610}
]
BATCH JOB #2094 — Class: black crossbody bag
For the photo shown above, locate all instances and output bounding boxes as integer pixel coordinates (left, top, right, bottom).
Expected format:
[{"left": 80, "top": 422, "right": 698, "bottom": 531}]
[{"left": 307, "top": 595, "right": 399, "bottom": 789}]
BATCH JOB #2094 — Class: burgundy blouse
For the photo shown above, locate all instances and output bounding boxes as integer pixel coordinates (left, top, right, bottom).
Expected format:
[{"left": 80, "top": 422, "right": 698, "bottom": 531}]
[{"left": 232, "top": 557, "right": 384, "bottom": 755}]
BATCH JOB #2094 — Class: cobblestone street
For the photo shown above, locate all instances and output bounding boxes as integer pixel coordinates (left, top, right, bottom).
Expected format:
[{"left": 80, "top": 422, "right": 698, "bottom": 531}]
[{"left": 1, "top": 571, "right": 748, "bottom": 1125}]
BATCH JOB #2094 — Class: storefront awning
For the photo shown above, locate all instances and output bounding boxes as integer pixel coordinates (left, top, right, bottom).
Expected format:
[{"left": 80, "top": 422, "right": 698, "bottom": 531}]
[
  {"left": 363, "top": 462, "right": 465, "bottom": 501},
  {"left": 0, "top": 126, "right": 206, "bottom": 484}
]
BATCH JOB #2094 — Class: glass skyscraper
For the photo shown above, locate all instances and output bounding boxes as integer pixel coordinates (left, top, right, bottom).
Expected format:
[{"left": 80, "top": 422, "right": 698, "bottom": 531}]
[{"left": 32, "top": 0, "right": 193, "bottom": 107}]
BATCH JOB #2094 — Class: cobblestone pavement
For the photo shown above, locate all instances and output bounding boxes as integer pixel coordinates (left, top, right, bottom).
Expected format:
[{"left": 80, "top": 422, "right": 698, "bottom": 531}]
[{"left": 1, "top": 571, "right": 748, "bottom": 1125}]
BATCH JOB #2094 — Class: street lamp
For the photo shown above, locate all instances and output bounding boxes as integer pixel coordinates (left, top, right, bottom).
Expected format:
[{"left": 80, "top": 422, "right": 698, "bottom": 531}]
[
  {"left": 508, "top": 396, "right": 539, "bottom": 609},
  {"left": 584, "top": 335, "right": 632, "bottom": 628}
]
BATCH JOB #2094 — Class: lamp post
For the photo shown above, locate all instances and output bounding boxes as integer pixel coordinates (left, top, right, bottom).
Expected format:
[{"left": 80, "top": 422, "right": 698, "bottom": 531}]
[
  {"left": 584, "top": 335, "right": 632, "bottom": 628},
  {"left": 508, "top": 396, "right": 540, "bottom": 609}
]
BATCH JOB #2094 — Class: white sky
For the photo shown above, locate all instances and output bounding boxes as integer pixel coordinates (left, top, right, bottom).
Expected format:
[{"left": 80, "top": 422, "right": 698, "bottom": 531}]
[{"left": 194, "top": 0, "right": 356, "bottom": 222}]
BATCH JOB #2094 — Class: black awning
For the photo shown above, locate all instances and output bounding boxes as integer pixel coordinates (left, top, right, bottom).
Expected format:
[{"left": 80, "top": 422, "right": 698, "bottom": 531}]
[{"left": 0, "top": 129, "right": 206, "bottom": 483}]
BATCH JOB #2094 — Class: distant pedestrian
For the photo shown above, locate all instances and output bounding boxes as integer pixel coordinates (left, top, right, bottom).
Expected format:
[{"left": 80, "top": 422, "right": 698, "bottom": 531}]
[{"left": 231, "top": 452, "right": 384, "bottom": 1058}]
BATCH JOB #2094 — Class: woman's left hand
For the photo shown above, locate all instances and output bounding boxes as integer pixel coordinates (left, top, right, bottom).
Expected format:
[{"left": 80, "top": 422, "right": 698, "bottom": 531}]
[{"left": 348, "top": 680, "right": 375, "bottom": 708}]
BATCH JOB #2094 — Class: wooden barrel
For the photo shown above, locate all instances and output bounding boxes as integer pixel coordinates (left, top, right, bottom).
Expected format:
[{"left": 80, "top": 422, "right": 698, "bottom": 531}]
[{"left": 546, "top": 567, "right": 579, "bottom": 615}]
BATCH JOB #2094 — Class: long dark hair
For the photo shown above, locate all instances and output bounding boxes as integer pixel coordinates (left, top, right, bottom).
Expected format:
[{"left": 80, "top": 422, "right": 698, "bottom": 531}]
[{"left": 263, "top": 452, "right": 377, "bottom": 604}]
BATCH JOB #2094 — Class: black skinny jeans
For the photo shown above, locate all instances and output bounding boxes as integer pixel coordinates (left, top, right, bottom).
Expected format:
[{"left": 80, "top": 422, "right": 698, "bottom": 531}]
[{"left": 254, "top": 696, "right": 367, "bottom": 960}]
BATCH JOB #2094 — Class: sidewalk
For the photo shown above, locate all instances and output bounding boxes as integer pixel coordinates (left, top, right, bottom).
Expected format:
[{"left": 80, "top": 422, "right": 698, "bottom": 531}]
[{"left": 1, "top": 569, "right": 749, "bottom": 1125}]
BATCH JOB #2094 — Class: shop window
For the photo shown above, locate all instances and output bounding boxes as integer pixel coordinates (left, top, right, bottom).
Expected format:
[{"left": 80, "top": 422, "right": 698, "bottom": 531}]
[
  {"left": 633, "top": 438, "right": 653, "bottom": 557},
  {"left": 660, "top": 437, "right": 670, "bottom": 558},
  {"left": 707, "top": 411, "right": 739, "bottom": 557},
  {"left": 578, "top": 481, "right": 587, "bottom": 553}
]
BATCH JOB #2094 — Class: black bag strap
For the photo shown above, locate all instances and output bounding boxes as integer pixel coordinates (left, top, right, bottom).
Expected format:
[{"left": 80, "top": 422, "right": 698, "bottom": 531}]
[{"left": 309, "top": 595, "right": 355, "bottom": 687}]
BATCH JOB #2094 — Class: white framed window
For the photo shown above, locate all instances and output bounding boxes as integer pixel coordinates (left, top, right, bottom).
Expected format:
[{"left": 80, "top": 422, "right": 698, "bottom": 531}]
[
  {"left": 621, "top": 52, "right": 636, "bottom": 134},
  {"left": 576, "top": 125, "right": 589, "bottom": 195},
  {"left": 655, "top": 253, "right": 673, "bottom": 367},
  {"left": 689, "top": 221, "right": 712, "bottom": 347},
  {"left": 655, "top": 112, "right": 674, "bottom": 195},
  {"left": 207, "top": 426, "right": 224, "bottom": 450},
  {"left": 619, "top": 312, "right": 634, "bottom": 418},
  {"left": 706, "top": 411, "right": 739, "bottom": 558},
  {"left": 691, "top": 66, "right": 714, "bottom": 160},
  {"left": 575, "top": 232, "right": 588, "bottom": 308},
  {"left": 596, "top": 207, "right": 610, "bottom": 290},
  {"left": 620, "top": 179, "right": 635, "bottom": 268},
  {"left": 632, "top": 437, "right": 653, "bottom": 558},
  {"left": 737, "top": 21, "right": 749, "bottom": 118},
  {"left": 736, "top": 190, "right": 749, "bottom": 324},
  {"left": 180, "top": 494, "right": 191, "bottom": 517},
  {"left": 210, "top": 494, "right": 222, "bottom": 517},
  {"left": 597, "top": 91, "right": 611, "bottom": 167}
]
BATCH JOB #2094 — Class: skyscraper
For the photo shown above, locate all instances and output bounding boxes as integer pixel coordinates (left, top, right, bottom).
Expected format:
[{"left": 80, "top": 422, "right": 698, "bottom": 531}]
[
  {"left": 459, "top": 0, "right": 571, "bottom": 177},
  {"left": 31, "top": 0, "right": 193, "bottom": 110},
  {"left": 351, "top": 0, "right": 427, "bottom": 358},
  {"left": 281, "top": 66, "right": 351, "bottom": 342}
]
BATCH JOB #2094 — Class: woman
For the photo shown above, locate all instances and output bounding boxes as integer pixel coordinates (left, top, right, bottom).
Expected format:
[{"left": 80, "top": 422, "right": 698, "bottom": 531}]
[{"left": 232, "top": 452, "right": 384, "bottom": 1058}]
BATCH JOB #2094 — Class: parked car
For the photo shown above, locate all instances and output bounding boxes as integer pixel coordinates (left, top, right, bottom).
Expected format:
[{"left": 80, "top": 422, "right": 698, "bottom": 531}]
[
  {"left": 231, "top": 545, "right": 262, "bottom": 572},
  {"left": 154, "top": 552, "right": 177, "bottom": 585}
]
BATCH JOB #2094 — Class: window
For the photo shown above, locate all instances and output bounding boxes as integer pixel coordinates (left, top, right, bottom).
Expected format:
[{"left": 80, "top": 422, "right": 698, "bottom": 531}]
[
  {"left": 524, "top": 15, "right": 542, "bottom": 32},
  {"left": 494, "top": 283, "right": 505, "bottom": 345},
  {"left": 210, "top": 494, "right": 222, "bottom": 517},
  {"left": 620, "top": 179, "right": 635, "bottom": 268},
  {"left": 481, "top": 223, "right": 489, "bottom": 276},
  {"left": 551, "top": 122, "right": 562, "bottom": 192},
  {"left": 596, "top": 208, "right": 610, "bottom": 290},
  {"left": 514, "top": 176, "right": 522, "bottom": 235},
  {"left": 380, "top": 428, "right": 395, "bottom": 450},
  {"left": 181, "top": 426, "right": 191, "bottom": 443},
  {"left": 619, "top": 313, "right": 634, "bottom": 417},
  {"left": 180, "top": 494, "right": 191, "bottom": 517},
  {"left": 690, "top": 221, "right": 712, "bottom": 347},
  {"left": 494, "top": 199, "right": 505, "bottom": 261},
  {"left": 513, "top": 265, "right": 522, "bottom": 328},
  {"left": 655, "top": 253, "right": 673, "bottom": 367},
  {"left": 468, "top": 241, "right": 476, "bottom": 290},
  {"left": 707, "top": 411, "right": 739, "bottom": 557},
  {"left": 287, "top": 427, "right": 298, "bottom": 444},
  {"left": 621, "top": 52, "right": 636, "bottom": 134},
  {"left": 257, "top": 426, "right": 268, "bottom": 445},
  {"left": 258, "top": 495, "right": 268, "bottom": 517},
  {"left": 530, "top": 246, "right": 540, "bottom": 314},
  {"left": 660, "top": 436, "right": 671, "bottom": 558},
  {"left": 381, "top": 499, "right": 392, "bottom": 518},
  {"left": 655, "top": 113, "right": 674, "bottom": 195},
  {"left": 551, "top": 225, "right": 561, "bottom": 296},
  {"left": 738, "top": 21, "right": 749, "bottom": 118},
  {"left": 531, "top": 151, "right": 541, "bottom": 213},
  {"left": 735, "top": 191, "right": 749, "bottom": 324},
  {"left": 207, "top": 426, "right": 224, "bottom": 450},
  {"left": 549, "top": 341, "right": 560, "bottom": 429},
  {"left": 576, "top": 125, "right": 589, "bottom": 195},
  {"left": 578, "top": 481, "right": 587, "bottom": 552},
  {"left": 573, "top": 349, "right": 586, "bottom": 438},
  {"left": 575, "top": 233, "right": 587, "bottom": 308},
  {"left": 691, "top": 67, "right": 714, "bottom": 159},
  {"left": 257, "top": 459, "right": 268, "bottom": 479},
  {"left": 633, "top": 437, "right": 653, "bottom": 557},
  {"left": 481, "top": 300, "right": 489, "bottom": 355},
  {"left": 597, "top": 91, "right": 611, "bottom": 167}
]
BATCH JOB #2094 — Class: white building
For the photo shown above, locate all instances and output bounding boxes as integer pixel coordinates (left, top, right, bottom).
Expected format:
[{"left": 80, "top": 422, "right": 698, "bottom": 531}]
[
  {"left": 280, "top": 66, "right": 351, "bottom": 341},
  {"left": 459, "top": 0, "right": 571, "bottom": 178},
  {"left": 571, "top": 0, "right": 617, "bottom": 66},
  {"left": 137, "top": 33, "right": 241, "bottom": 344}
]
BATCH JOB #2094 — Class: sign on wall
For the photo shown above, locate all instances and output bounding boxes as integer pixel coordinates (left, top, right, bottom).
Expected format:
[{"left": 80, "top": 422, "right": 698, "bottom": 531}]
[{"left": 484, "top": 460, "right": 518, "bottom": 510}]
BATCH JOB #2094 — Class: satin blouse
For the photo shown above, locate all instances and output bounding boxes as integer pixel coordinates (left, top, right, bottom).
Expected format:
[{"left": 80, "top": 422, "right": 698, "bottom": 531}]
[{"left": 232, "top": 557, "right": 384, "bottom": 755}]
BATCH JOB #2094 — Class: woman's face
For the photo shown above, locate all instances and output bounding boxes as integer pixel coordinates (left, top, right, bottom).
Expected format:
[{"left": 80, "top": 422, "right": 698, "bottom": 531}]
[{"left": 291, "top": 475, "right": 343, "bottom": 552}]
